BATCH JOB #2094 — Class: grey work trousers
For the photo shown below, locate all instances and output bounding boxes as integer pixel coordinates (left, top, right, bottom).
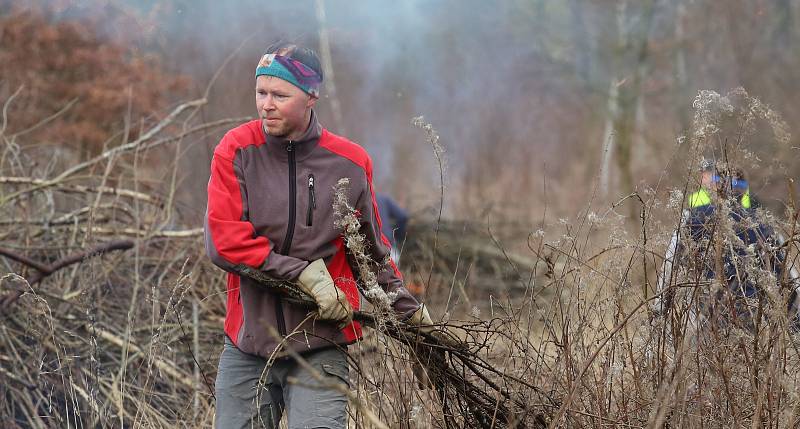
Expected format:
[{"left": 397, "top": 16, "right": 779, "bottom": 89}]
[{"left": 214, "top": 337, "right": 349, "bottom": 429}]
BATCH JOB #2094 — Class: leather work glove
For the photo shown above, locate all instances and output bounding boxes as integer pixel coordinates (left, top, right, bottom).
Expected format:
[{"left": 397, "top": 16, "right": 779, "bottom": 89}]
[
  {"left": 407, "top": 304, "right": 435, "bottom": 333},
  {"left": 296, "top": 259, "right": 353, "bottom": 326},
  {"left": 407, "top": 304, "right": 461, "bottom": 348}
]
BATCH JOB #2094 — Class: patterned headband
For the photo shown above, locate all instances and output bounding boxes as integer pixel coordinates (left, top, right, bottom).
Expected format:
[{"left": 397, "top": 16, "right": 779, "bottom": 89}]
[{"left": 255, "top": 53, "right": 322, "bottom": 97}]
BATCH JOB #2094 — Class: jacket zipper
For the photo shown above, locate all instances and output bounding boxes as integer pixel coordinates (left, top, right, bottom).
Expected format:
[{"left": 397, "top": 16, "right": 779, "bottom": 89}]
[
  {"left": 274, "top": 140, "right": 297, "bottom": 337},
  {"left": 307, "top": 174, "right": 316, "bottom": 227}
]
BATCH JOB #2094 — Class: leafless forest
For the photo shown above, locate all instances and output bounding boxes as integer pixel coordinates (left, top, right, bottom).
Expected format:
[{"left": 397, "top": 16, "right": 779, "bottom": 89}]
[{"left": 2, "top": 1, "right": 800, "bottom": 427}]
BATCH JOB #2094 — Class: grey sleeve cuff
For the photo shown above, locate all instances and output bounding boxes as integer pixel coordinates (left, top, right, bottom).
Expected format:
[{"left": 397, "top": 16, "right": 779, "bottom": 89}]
[
  {"left": 380, "top": 267, "right": 420, "bottom": 318},
  {"left": 259, "top": 251, "right": 310, "bottom": 281}
]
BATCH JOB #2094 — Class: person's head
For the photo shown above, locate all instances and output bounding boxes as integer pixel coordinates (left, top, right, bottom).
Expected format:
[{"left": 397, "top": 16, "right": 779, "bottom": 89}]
[
  {"left": 711, "top": 167, "right": 748, "bottom": 201},
  {"left": 700, "top": 158, "right": 715, "bottom": 189},
  {"left": 255, "top": 42, "right": 323, "bottom": 140},
  {"left": 727, "top": 168, "right": 749, "bottom": 200}
]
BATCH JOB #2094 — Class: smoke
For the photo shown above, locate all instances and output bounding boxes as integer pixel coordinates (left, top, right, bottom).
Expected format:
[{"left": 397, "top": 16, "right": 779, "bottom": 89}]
[{"left": 16, "top": 0, "right": 800, "bottom": 221}]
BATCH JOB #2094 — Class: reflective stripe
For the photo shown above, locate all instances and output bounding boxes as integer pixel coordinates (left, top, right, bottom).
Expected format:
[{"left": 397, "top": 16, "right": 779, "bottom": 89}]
[
  {"left": 688, "top": 188, "right": 751, "bottom": 208},
  {"left": 688, "top": 189, "right": 711, "bottom": 208},
  {"left": 741, "top": 190, "right": 751, "bottom": 208}
]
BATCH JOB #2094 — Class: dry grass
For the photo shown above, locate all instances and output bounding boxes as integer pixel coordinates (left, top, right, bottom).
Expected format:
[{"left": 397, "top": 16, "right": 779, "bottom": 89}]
[{"left": 2, "top": 88, "right": 800, "bottom": 428}]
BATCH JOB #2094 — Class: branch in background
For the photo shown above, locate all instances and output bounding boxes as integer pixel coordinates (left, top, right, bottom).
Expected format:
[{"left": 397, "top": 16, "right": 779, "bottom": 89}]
[
  {"left": 91, "top": 324, "right": 194, "bottom": 389},
  {"left": 0, "top": 248, "right": 49, "bottom": 273},
  {"left": 51, "top": 98, "right": 208, "bottom": 183},
  {"left": 9, "top": 97, "right": 79, "bottom": 140},
  {"left": 0, "top": 85, "right": 25, "bottom": 138},
  {"left": 81, "top": 227, "right": 203, "bottom": 238},
  {"left": 0, "top": 98, "right": 215, "bottom": 207},
  {"left": 0, "top": 176, "right": 161, "bottom": 205},
  {"left": 0, "top": 240, "right": 134, "bottom": 309},
  {"left": 0, "top": 116, "right": 250, "bottom": 210},
  {"left": 138, "top": 116, "right": 253, "bottom": 153}
]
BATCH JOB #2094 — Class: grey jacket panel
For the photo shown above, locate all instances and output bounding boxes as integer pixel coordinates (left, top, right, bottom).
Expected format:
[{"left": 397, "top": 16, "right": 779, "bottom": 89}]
[{"left": 206, "top": 111, "right": 420, "bottom": 358}]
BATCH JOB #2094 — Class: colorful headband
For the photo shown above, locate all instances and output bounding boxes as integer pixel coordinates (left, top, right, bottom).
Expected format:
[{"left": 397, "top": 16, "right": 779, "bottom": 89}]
[{"left": 255, "top": 54, "right": 322, "bottom": 97}]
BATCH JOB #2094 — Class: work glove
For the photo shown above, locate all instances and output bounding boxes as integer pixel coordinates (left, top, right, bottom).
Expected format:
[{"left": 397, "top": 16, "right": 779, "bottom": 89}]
[
  {"left": 407, "top": 304, "right": 462, "bottom": 348},
  {"left": 407, "top": 304, "right": 435, "bottom": 331},
  {"left": 296, "top": 259, "right": 353, "bottom": 326}
]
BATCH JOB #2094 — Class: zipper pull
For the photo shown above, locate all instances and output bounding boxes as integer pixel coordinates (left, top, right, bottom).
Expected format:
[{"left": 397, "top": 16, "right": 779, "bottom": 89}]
[
  {"left": 286, "top": 141, "right": 294, "bottom": 152},
  {"left": 308, "top": 174, "right": 316, "bottom": 209},
  {"left": 307, "top": 173, "right": 316, "bottom": 227}
]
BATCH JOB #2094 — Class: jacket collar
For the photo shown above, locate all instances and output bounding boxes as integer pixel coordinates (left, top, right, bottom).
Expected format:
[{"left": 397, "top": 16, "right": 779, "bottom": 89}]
[{"left": 262, "top": 110, "right": 322, "bottom": 161}]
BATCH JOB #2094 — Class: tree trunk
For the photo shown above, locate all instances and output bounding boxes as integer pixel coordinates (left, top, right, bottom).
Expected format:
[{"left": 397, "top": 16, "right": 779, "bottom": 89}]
[
  {"left": 314, "top": 0, "right": 346, "bottom": 135},
  {"left": 674, "top": 0, "right": 691, "bottom": 135},
  {"left": 613, "top": 0, "right": 656, "bottom": 217},
  {"left": 599, "top": 79, "right": 619, "bottom": 198}
]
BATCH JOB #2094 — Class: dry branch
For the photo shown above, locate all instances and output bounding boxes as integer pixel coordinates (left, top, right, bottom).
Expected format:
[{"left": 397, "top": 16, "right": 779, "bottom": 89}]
[
  {"left": 0, "top": 176, "right": 161, "bottom": 205},
  {"left": 92, "top": 324, "right": 194, "bottom": 389},
  {"left": 52, "top": 98, "right": 207, "bottom": 182},
  {"left": 0, "top": 98, "right": 235, "bottom": 428},
  {"left": 236, "top": 264, "right": 548, "bottom": 428},
  {"left": 0, "top": 240, "right": 134, "bottom": 308}
]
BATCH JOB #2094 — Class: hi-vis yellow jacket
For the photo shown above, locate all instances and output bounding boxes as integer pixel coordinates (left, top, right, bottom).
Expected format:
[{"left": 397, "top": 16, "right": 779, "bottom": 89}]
[{"left": 688, "top": 188, "right": 751, "bottom": 208}]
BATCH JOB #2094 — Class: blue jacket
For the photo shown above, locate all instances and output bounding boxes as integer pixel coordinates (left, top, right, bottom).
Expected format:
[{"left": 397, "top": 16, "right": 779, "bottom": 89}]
[
  {"left": 376, "top": 193, "right": 409, "bottom": 247},
  {"left": 685, "top": 203, "right": 783, "bottom": 298}
]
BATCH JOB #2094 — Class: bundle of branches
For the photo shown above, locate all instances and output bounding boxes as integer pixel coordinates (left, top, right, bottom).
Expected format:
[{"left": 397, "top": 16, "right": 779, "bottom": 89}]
[
  {"left": 234, "top": 265, "right": 551, "bottom": 428},
  {"left": 225, "top": 177, "right": 551, "bottom": 428}
]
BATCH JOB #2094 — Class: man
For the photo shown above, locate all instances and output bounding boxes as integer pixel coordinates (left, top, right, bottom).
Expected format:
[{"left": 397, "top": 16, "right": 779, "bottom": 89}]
[
  {"left": 657, "top": 165, "right": 799, "bottom": 330},
  {"left": 685, "top": 169, "right": 776, "bottom": 300},
  {"left": 688, "top": 159, "right": 754, "bottom": 209},
  {"left": 204, "top": 42, "right": 434, "bottom": 428}
]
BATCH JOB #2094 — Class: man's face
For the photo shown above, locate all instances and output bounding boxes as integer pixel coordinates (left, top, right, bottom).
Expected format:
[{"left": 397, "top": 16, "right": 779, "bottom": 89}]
[
  {"left": 256, "top": 75, "right": 316, "bottom": 140},
  {"left": 701, "top": 170, "right": 714, "bottom": 189}
]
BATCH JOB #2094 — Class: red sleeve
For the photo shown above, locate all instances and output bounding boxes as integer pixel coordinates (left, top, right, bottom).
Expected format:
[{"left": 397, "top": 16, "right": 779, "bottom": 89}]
[{"left": 205, "top": 148, "right": 271, "bottom": 268}]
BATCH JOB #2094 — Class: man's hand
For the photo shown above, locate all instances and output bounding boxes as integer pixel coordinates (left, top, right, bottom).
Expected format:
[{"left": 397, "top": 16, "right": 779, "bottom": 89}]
[
  {"left": 407, "top": 304, "right": 462, "bottom": 348},
  {"left": 296, "top": 259, "right": 353, "bottom": 326},
  {"left": 407, "top": 303, "right": 435, "bottom": 333}
]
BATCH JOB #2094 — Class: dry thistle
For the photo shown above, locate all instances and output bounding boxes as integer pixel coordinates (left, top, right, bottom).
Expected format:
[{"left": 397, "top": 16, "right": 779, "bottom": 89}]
[
  {"left": 332, "top": 178, "right": 397, "bottom": 311},
  {"left": 691, "top": 87, "right": 791, "bottom": 153},
  {"left": 411, "top": 116, "right": 445, "bottom": 162},
  {"left": 411, "top": 115, "right": 447, "bottom": 291}
]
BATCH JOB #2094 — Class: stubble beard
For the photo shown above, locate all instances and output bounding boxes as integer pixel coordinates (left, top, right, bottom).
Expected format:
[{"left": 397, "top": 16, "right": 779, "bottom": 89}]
[{"left": 262, "top": 118, "right": 291, "bottom": 139}]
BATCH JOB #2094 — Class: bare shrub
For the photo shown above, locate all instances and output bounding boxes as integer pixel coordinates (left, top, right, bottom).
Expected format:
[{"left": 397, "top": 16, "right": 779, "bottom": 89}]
[{"left": 2, "top": 87, "right": 800, "bottom": 428}]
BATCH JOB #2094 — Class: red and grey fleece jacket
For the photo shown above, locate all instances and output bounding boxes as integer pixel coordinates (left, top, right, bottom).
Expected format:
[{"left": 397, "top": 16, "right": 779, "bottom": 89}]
[{"left": 204, "top": 111, "right": 420, "bottom": 358}]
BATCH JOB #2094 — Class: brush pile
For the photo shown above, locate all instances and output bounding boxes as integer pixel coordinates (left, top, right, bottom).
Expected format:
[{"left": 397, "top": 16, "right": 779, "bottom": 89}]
[{"left": 0, "top": 99, "right": 240, "bottom": 427}]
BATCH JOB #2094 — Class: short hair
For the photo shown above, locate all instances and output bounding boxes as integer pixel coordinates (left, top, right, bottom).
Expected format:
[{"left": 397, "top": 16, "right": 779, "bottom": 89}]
[{"left": 264, "top": 41, "right": 324, "bottom": 80}]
